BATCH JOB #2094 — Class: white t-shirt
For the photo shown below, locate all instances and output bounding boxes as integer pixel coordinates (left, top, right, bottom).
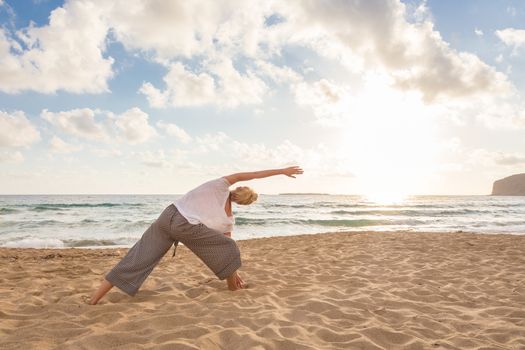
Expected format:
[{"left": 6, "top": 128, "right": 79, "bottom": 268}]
[{"left": 174, "top": 177, "right": 234, "bottom": 233}]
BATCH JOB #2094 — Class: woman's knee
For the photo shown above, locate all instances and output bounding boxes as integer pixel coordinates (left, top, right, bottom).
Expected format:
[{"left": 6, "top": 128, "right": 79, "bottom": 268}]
[{"left": 224, "top": 237, "right": 240, "bottom": 258}]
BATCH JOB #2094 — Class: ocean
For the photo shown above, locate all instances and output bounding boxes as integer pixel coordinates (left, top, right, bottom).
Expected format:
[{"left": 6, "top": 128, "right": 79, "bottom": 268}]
[{"left": 1, "top": 194, "right": 524, "bottom": 248}]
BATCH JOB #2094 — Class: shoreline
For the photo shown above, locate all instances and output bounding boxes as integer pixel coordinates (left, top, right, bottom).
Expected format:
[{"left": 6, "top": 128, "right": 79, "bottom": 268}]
[
  {"left": 2, "top": 229, "right": 525, "bottom": 250},
  {"left": 1, "top": 230, "right": 524, "bottom": 349}
]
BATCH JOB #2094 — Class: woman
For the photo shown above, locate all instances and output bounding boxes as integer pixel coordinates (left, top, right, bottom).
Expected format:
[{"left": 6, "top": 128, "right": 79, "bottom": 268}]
[{"left": 89, "top": 166, "right": 303, "bottom": 304}]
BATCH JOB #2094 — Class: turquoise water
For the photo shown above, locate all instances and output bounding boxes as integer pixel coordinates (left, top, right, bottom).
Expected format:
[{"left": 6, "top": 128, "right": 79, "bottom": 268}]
[{"left": 0, "top": 194, "right": 524, "bottom": 248}]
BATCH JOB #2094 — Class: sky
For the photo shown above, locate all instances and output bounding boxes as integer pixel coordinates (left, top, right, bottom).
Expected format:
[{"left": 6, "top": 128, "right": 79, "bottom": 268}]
[{"left": 0, "top": 0, "right": 524, "bottom": 197}]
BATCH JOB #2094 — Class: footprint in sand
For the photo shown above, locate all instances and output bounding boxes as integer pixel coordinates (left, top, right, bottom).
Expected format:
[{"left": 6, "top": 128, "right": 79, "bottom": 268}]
[
  {"left": 198, "top": 278, "right": 214, "bottom": 285},
  {"left": 185, "top": 287, "right": 205, "bottom": 299},
  {"left": 80, "top": 295, "right": 91, "bottom": 305}
]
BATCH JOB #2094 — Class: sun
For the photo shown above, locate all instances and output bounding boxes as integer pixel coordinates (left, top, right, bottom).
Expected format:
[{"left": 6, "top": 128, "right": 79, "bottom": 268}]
[{"left": 338, "top": 73, "right": 441, "bottom": 198}]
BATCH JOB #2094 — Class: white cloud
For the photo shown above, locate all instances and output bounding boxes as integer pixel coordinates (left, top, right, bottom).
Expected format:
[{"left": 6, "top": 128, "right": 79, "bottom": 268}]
[
  {"left": 475, "top": 28, "right": 483, "bottom": 37},
  {"left": 136, "top": 150, "right": 171, "bottom": 168},
  {"left": 42, "top": 107, "right": 157, "bottom": 144},
  {"left": 156, "top": 120, "right": 192, "bottom": 143},
  {"left": 255, "top": 61, "right": 301, "bottom": 84},
  {"left": 0, "top": 0, "right": 289, "bottom": 103},
  {"left": 293, "top": 79, "right": 351, "bottom": 124},
  {"left": 447, "top": 140, "right": 525, "bottom": 170},
  {"left": 0, "top": 110, "right": 40, "bottom": 147},
  {"left": 90, "top": 147, "right": 122, "bottom": 157},
  {"left": 465, "top": 96, "right": 525, "bottom": 129},
  {"left": 192, "top": 131, "right": 348, "bottom": 177},
  {"left": 0, "top": 1, "right": 113, "bottom": 93},
  {"left": 140, "top": 62, "right": 215, "bottom": 108},
  {"left": 231, "top": 139, "right": 305, "bottom": 166},
  {"left": 114, "top": 107, "right": 157, "bottom": 144},
  {"left": 206, "top": 57, "right": 267, "bottom": 107},
  {"left": 138, "top": 83, "right": 169, "bottom": 109},
  {"left": 104, "top": 0, "right": 275, "bottom": 61},
  {"left": 133, "top": 149, "right": 189, "bottom": 169},
  {"left": 496, "top": 28, "right": 525, "bottom": 52},
  {"left": 302, "top": 66, "right": 314, "bottom": 74},
  {"left": 109, "top": 0, "right": 273, "bottom": 108},
  {"left": 469, "top": 149, "right": 525, "bottom": 167},
  {"left": 42, "top": 108, "right": 109, "bottom": 141},
  {"left": 495, "top": 154, "right": 525, "bottom": 165},
  {"left": 105, "top": 0, "right": 220, "bottom": 60},
  {"left": 1, "top": 0, "right": 511, "bottom": 110},
  {"left": 140, "top": 58, "right": 267, "bottom": 108},
  {"left": 409, "top": 0, "right": 431, "bottom": 23},
  {"left": 0, "top": 151, "right": 24, "bottom": 163},
  {"left": 276, "top": 0, "right": 511, "bottom": 101},
  {"left": 49, "top": 136, "right": 82, "bottom": 154},
  {"left": 195, "top": 132, "right": 230, "bottom": 153}
]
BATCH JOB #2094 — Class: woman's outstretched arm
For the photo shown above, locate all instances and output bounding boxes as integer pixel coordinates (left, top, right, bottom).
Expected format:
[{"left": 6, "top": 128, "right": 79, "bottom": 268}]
[{"left": 224, "top": 166, "right": 303, "bottom": 185}]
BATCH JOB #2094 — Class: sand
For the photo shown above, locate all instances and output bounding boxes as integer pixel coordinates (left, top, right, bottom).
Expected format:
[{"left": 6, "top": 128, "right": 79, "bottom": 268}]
[{"left": 0, "top": 231, "right": 524, "bottom": 350}]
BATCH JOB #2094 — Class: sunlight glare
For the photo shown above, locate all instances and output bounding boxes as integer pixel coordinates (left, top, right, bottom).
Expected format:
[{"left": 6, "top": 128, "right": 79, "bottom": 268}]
[
  {"left": 339, "top": 73, "right": 441, "bottom": 197},
  {"left": 364, "top": 188, "right": 409, "bottom": 204}
]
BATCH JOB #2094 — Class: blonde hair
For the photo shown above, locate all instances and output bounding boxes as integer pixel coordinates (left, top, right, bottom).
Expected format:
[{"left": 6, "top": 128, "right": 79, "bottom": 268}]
[{"left": 231, "top": 186, "right": 258, "bottom": 205}]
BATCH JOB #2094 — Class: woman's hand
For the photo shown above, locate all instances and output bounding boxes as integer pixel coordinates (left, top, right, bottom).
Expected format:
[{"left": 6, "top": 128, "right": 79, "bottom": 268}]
[
  {"left": 227, "top": 271, "right": 246, "bottom": 290},
  {"left": 281, "top": 166, "right": 304, "bottom": 178},
  {"left": 235, "top": 272, "right": 246, "bottom": 289}
]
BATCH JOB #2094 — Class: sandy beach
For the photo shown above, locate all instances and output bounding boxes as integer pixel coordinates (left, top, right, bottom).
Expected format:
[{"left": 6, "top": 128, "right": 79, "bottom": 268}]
[{"left": 0, "top": 231, "right": 524, "bottom": 349}]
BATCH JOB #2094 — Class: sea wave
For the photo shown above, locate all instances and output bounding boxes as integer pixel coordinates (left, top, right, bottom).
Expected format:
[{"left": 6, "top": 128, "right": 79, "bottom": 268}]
[
  {"left": 234, "top": 217, "right": 424, "bottom": 227},
  {"left": 261, "top": 202, "right": 488, "bottom": 210},
  {"left": 300, "top": 219, "right": 390, "bottom": 227},
  {"left": 22, "top": 203, "right": 146, "bottom": 211},
  {"left": 0, "top": 237, "right": 132, "bottom": 248},
  {"left": 0, "top": 208, "right": 19, "bottom": 214},
  {"left": 0, "top": 220, "right": 18, "bottom": 228},
  {"left": 1, "top": 194, "right": 524, "bottom": 248},
  {"left": 234, "top": 217, "right": 267, "bottom": 225},
  {"left": 63, "top": 239, "right": 123, "bottom": 247},
  {"left": 329, "top": 208, "right": 497, "bottom": 216},
  {"left": 262, "top": 202, "right": 371, "bottom": 209},
  {"left": 2, "top": 237, "right": 65, "bottom": 248},
  {"left": 108, "top": 220, "right": 156, "bottom": 232},
  {"left": 20, "top": 219, "right": 63, "bottom": 228}
]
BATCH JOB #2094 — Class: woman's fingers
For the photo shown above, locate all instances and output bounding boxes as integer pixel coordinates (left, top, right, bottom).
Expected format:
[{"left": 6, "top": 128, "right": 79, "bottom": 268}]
[
  {"left": 235, "top": 273, "right": 245, "bottom": 288},
  {"left": 284, "top": 166, "right": 304, "bottom": 177}
]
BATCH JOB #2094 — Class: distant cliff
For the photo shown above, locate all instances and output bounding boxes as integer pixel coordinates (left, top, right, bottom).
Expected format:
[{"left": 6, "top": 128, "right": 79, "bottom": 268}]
[{"left": 492, "top": 173, "right": 525, "bottom": 196}]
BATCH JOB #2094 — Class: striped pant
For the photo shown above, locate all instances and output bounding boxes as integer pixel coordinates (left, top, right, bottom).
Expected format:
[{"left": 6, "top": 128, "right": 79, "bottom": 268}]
[{"left": 106, "top": 204, "right": 241, "bottom": 296}]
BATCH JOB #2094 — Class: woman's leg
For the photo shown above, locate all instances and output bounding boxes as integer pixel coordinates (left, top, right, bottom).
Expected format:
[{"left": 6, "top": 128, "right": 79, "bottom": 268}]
[
  {"left": 91, "top": 205, "right": 176, "bottom": 303},
  {"left": 177, "top": 223, "right": 244, "bottom": 289},
  {"left": 105, "top": 221, "right": 174, "bottom": 297}
]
